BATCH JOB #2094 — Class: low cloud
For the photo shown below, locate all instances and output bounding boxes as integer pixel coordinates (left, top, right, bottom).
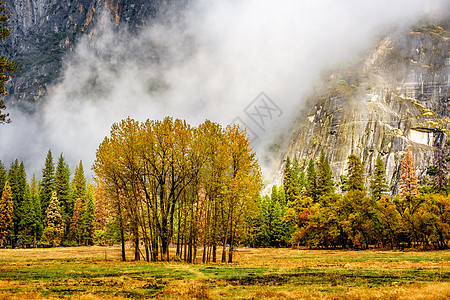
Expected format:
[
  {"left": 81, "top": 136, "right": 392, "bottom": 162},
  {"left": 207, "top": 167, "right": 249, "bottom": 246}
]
[{"left": 1, "top": 0, "right": 448, "bottom": 179}]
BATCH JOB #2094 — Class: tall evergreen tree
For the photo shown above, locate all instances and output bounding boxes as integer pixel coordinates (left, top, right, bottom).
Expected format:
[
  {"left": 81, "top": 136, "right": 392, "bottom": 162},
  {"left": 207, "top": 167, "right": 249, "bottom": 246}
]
[
  {"left": 41, "top": 191, "right": 63, "bottom": 247},
  {"left": 283, "top": 157, "right": 299, "bottom": 203},
  {"left": 8, "top": 160, "right": 27, "bottom": 245},
  {"left": 40, "top": 150, "right": 55, "bottom": 220},
  {"left": 0, "top": 181, "right": 13, "bottom": 246},
  {"left": 283, "top": 157, "right": 292, "bottom": 196},
  {"left": 278, "top": 185, "right": 286, "bottom": 205},
  {"left": 19, "top": 185, "right": 35, "bottom": 246},
  {"left": 433, "top": 140, "right": 449, "bottom": 191},
  {"left": 292, "top": 156, "right": 307, "bottom": 193},
  {"left": 0, "top": 160, "right": 6, "bottom": 197},
  {"left": 271, "top": 185, "right": 279, "bottom": 203},
  {"left": 297, "top": 170, "right": 306, "bottom": 192},
  {"left": 81, "top": 184, "right": 95, "bottom": 246},
  {"left": 7, "top": 159, "right": 18, "bottom": 199},
  {"left": 370, "top": 156, "right": 388, "bottom": 200},
  {"left": 69, "top": 197, "right": 83, "bottom": 245},
  {"left": 347, "top": 154, "right": 365, "bottom": 193},
  {"left": 30, "top": 174, "right": 39, "bottom": 195},
  {"left": 344, "top": 154, "right": 371, "bottom": 248},
  {"left": 69, "top": 161, "right": 88, "bottom": 245},
  {"left": 316, "top": 150, "right": 334, "bottom": 197},
  {"left": 306, "top": 158, "right": 317, "bottom": 201},
  {"left": 46, "top": 191, "right": 62, "bottom": 228},
  {"left": 72, "top": 161, "right": 87, "bottom": 202},
  {"left": 291, "top": 156, "right": 300, "bottom": 183},
  {"left": 29, "top": 175, "right": 42, "bottom": 246},
  {"left": 399, "top": 147, "right": 419, "bottom": 198},
  {"left": 55, "top": 153, "right": 72, "bottom": 236}
]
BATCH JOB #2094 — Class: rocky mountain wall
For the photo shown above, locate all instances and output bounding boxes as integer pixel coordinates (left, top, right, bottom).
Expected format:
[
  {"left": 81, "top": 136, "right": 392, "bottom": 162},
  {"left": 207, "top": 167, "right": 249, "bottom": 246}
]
[
  {"left": 280, "top": 22, "right": 450, "bottom": 195},
  {"left": 1, "top": 0, "right": 183, "bottom": 110}
]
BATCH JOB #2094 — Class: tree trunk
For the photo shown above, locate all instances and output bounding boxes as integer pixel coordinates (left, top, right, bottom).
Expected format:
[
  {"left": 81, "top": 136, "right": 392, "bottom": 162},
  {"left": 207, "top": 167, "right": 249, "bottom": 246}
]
[
  {"left": 193, "top": 243, "right": 197, "bottom": 264},
  {"left": 202, "top": 244, "right": 207, "bottom": 263},
  {"left": 118, "top": 204, "right": 126, "bottom": 262},
  {"left": 134, "top": 220, "right": 140, "bottom": 261},
  {"left": 222, "top": 207, "right": 231, "bottom": 263}
]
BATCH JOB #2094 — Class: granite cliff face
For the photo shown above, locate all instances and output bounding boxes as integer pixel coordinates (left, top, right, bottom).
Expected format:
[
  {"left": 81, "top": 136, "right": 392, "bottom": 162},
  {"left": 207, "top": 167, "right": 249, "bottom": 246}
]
[
  {"left": 2, "top": 0, "right": 181, "bottom": 110},
  {"left": 279, "top": 21, "right": 450, "bottom": 194}
]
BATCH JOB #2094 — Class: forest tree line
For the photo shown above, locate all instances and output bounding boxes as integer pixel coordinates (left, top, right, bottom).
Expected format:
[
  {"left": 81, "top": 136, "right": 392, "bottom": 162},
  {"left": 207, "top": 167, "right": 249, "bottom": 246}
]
[
  {"left": 0, "top": 152, "right": 96, "bottom": 248},
  {"left": 247, "top": 146, "right": 450, "bottom": 250},
  {"left": 1, "top": 118, "right": 449, "bottom": 264}
]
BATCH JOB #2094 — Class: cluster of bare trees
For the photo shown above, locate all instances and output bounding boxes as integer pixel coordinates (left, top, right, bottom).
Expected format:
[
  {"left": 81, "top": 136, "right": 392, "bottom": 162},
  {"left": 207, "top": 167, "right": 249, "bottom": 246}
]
[{"left": 93, "top": 117, "right": 261, "bottom": 263}]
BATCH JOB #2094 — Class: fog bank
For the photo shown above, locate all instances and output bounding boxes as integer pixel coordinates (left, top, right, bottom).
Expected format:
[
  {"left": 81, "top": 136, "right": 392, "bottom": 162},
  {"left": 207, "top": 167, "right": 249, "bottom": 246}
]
[{"left": 1, "top": 0, "right": 448, "bottom": 179}]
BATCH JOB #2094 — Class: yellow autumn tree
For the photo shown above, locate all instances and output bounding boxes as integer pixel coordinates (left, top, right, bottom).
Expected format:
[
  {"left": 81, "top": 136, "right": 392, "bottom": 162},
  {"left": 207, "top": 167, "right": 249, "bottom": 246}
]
[
  {"left": 221, "top": 124, "right": 262, "bottom": 263},
  {"left": 94, "top": 117, "right": 262, "bottom": 263},
  {"left": 0, "top": 181, "right": 13, "bottom": 246}
]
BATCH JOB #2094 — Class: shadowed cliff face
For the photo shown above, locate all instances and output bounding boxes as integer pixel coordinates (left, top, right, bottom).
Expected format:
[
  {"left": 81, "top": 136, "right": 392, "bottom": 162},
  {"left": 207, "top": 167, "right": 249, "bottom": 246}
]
[
  {"left": 280, "top": 22, "right": 450, "bottom": 194},
  {"left": 2, "top": 0, "right": 177, "bottom": 109}
]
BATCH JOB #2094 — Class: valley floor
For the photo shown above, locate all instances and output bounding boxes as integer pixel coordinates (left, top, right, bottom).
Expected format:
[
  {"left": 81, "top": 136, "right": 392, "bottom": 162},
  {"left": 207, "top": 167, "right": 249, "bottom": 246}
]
[{"left": 0, "top": 247, "right": 449, "bottom": 299}]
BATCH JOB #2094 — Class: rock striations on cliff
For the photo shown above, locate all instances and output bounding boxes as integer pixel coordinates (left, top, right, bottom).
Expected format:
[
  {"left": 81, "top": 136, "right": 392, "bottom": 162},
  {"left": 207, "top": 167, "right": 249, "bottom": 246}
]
[
  {"left": 1, "top": 0, "right": 182, "bottom": 110},
  {"left": 280, "top": 20, "right": 450, "bottom": 195}
]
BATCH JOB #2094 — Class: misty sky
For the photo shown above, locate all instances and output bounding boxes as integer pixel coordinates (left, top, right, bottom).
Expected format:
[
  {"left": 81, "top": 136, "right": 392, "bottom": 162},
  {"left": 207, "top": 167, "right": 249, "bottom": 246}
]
[{"left": 1, "top": 0, "right": 449, "bottom": 181}]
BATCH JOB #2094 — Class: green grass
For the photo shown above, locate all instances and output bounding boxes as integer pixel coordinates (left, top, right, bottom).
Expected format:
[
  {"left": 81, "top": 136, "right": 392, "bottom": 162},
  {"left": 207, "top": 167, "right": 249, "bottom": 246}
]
[{"left": 0, "top": 247, "right": 449, "bottom": 299}]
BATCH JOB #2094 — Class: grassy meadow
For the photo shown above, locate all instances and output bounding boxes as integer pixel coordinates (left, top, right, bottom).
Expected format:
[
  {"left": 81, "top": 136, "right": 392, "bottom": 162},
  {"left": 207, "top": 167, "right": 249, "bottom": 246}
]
[{"left": 0, "top": 246, "right": 449, "bottom": 299}]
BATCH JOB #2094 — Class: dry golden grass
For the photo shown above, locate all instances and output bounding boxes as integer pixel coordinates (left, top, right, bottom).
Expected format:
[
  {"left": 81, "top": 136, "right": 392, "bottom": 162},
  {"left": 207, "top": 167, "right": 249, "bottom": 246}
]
[
  {"left": 154, "top": 280, "right": 211, "bottom": 299},
  {"left": 0, "top": 247, "right": 448, "bottom": 299}
]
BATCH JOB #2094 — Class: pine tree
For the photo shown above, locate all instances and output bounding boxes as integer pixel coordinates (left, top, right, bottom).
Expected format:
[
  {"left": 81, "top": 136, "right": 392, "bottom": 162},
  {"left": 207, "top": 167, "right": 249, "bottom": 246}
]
[
  {"left": 371, "top": 156, "right": 388, "bottom": 200},
  {"left": 347, "top": 154, "right": 365, "bottom": 193},
  {"left": 70, "top": 198, "right": 83, "bottom": 245},
  {"left": 271, "top": 185, "right": 279, "bottom": 204},
  {"left": 72, "top": 161, "right": 87, "bottom": 201},
  {"left": 399, "top": 147, "right": 419, "bottom": 198},
  {"left": 0, "top": 181, "right": 13, "bottom": 246},
  {"left": 30, "top": 174, "right": 38, "bottom": 195},
  {"left": 278, "top": 185, "right": 286, "bottom": 205},
  {"left": 433, "top": 140, "right": 449, "bottom": 190},
  {"left": 283, "top": 156, "right": 299, "bottom": 203},
  {"left": 81, "top": 184, "right": 95, "bottom": 245},
  {"left": 19, "top": 185, "right": 35, "bottom": 246},
  {"left": 344, "top": 154, "right": 371, "bottom": 248},
  {"left": 30, "top": 174, "right": 41, "bottom": 224},
  {"left": 55, "top": 154, "right": 71, "bottom": 216},
  {"left": 297, "top": 170, "right": 306, "bottom": 192},
  {"left": 8, "top": 160, "right": 27, "bottom": 245},
  {"left": 40, "top": 191, "right": 62, "bottom": 247},
  {"left": 46, "top": 191, "right": 62, "bottom": 229},
  {"left": 0, "top": 160, "right": 6, "bottom": 197},
  {"left": 68, "top": 161, "right": 87, "bottom": 245},
  {"left": 283, "top": 157, "right": 292, "bottom": 197},
  {"left": 29, "top": 175, "right": 42, "bottom": 246},
  {"left": 316, "top": 150, "right": 334, "bottom": 197},
  {"left": 7, "top": 159, "right": 18, "bottom": 198},
  {"left": 55, "top": 153, "right": 72, "bottom": 242},
  {"left": 40, "top": 150, "right": 55, "bottom": 220},
  {"left": 292, "top": 156, "right": 307, "bottom": 194},
  {"left": 306, "top": 158, "right": 317, "bottom": 201},
  {"left": 291, "top": 156, "right": 300, "bottom": 183}
]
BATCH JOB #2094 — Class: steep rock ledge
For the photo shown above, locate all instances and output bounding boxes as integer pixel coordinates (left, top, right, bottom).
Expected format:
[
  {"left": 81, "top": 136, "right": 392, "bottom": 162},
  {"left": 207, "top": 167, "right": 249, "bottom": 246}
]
[
  {"left": 2, "top": 0, "right": 180, "bottom": 109},
  {"left": 281, "top": 22, "right": 449, "bottom": 194}
]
